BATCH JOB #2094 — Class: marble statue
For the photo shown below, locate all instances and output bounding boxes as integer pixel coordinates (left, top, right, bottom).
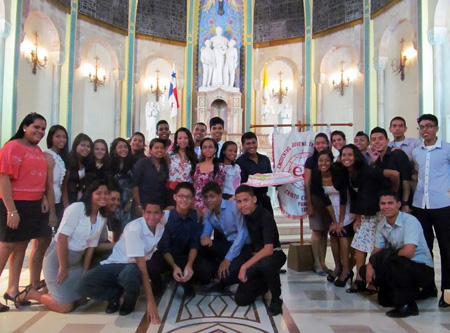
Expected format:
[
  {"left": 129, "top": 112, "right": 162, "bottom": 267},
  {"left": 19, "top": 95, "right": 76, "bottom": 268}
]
[
  {"left": 201, "top": 39, "right": 215, "bottom": 87},
  {"left": 210, "top": 26, "right": 229, "bottom": 86},
  {"left": 145, "top": 101, "right": 159, "bottom": 140},
  {"left": 224, "top": 39, "right": 238, "bottom": 87}
]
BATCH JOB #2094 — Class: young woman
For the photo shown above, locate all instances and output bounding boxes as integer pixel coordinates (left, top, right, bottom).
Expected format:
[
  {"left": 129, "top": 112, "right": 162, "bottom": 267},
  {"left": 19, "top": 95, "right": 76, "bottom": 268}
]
[
  {"left": 64, "top": 133, "right": 95, "bottom": 206},
  {"left": 305, "top": 133, "right": 332, "bottom": 275},
  {"left": 0, "top": 113, "right": 49, "bottom": 312},
  {"left": 218, "top": 141, "right": 241, "bottom": 200},
  {"left": 109, "top": 138, "right": 138, "bottom": 236},
  {"left": 313, "top": 150, "right": 355, "bottom": 287},
  {"left": 331, "top": 130, "right": 346, "bottom": 162},
  {"left": 130, "top": 132, "right": 146, "bottom": 163},
  {"left": 92, "top": 139, "right": 110, "bottom": 182},
  {"left": 166, "top": 128, "right": 198, "bottom": 206},
  {"left": 193, "top": 138, "right": 226, "bottom": 213},
  {"left": 19, "top": 181, "right": 108, "bottom": 313},
  {"left": 340, "top": 144, "right": 399, "bottom": 293}
]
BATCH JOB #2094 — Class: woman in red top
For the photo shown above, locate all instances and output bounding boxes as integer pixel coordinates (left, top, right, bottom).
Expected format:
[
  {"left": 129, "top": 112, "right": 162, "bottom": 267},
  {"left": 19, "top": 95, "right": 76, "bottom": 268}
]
[{"left": 0, "top": 113, "right": 49, "bottom": 312}]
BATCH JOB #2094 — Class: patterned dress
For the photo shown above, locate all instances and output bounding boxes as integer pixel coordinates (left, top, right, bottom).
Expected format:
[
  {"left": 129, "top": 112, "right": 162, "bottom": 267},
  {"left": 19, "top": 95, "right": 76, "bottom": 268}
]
[
  {"left": 193, "top": 163, "right": 226, "bottom": 212},
  {"left": 168, "top": 152, "right": 193, "bottom": 183}
]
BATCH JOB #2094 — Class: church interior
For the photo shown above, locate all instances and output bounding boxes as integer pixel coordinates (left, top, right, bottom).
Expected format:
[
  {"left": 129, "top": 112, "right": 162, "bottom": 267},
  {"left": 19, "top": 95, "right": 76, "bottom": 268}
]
[{"left": 0, "top": 0, "right": 450, "bottom": 332}]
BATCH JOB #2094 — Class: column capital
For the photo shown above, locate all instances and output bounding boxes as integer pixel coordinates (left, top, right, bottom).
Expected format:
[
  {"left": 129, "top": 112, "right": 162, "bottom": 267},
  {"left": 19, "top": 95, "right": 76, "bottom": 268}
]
[
  {"left": 375, "top": 56, "right": 388, "bottom": 72},
  {"left": 427, "top": 27, "right": 447, "bottom": 46},
  {"left": 113, "top": 69, "right": 125, "bottom": 82},
  {"left": 0, "top": 20, "right": 11, "bottom": 38},
  {"left": 314, "top": 73, "right": 326, "bottom": 85},
  {"left": 50, "top": 51, "right": 65, "bottom": 66}
]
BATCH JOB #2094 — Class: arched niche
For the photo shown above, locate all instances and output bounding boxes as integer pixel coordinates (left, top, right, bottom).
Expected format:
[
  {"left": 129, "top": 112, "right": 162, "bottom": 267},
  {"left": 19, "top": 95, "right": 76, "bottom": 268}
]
[
  {"left": 320, "top": 45, "right": 360, "bottom": 145},
  {"left": 380, "top": 19, "right": 418, "bottom": 138},
  {"left": 136, "top": 56, "right": 175, "bottom": 142},
  {"left": 73, "top": 40, "right": 116, "bottom": 144},
  {"left": 17, "top": 11, "right": 60, "bottom": 145},
  {"left": 256, "top": 58, "right": 300, "bottom": 147}
]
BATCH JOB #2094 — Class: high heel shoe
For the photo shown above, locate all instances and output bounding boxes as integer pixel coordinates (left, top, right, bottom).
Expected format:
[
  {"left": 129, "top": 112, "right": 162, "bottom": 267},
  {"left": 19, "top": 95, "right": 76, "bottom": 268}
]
[
  {"left": 13, "top": 285, "right": 34, "bottom": 309},
  {"left": 3, "top": 292, "right": 31, "bottom": 307},
  {"left": 334, "top": 271, "right": 354, "bottom": 287},
  {"left": 0, "top": 303, "right": 9, "bottom": 312},
  {"left": 327, "top": 271, "right": 341, "bottom": 283},
  {"left": 346, "top": 279, "right": 366, "bottom": 293}
]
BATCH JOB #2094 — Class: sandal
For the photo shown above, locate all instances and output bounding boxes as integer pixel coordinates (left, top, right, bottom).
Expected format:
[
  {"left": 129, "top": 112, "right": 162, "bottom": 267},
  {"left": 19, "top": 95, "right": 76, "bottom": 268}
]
[
  {"left": 346, "top": 280, "right": 366, "bottom": 293},
  {"left": 14, "top": 285, "right": 34, "bottom": 309},
  {"left": 34, "top": 280, "right": 46, "bottom": 291}
]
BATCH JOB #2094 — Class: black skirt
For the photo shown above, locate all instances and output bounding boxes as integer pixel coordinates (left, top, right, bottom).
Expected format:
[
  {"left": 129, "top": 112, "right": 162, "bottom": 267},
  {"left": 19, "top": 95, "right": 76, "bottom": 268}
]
[{"left": 0, "top": 199, "right": 46, "bottom": 242}]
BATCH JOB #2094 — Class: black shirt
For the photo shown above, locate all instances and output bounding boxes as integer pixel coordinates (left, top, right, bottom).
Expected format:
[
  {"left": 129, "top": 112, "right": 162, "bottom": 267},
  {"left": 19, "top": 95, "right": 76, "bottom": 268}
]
[
  {"left": 159, "top": 209, "right": 201, "bottom": 256},
  {"left": 245, "top": 204, "right": 281, "bottom": 252},
  {"left": 236, "top": 152, "right": 272, "bottom": 196},
  {"left": 132, "top": 156, "right": 168, "bottom": 205}
]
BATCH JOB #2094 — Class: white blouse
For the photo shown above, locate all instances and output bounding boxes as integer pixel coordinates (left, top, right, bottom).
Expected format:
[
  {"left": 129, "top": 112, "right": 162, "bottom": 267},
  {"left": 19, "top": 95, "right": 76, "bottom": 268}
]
[
  {"left": 56, "top": 202, "right": 106, "bottom": 252},
  {"left": 45, "top": 150, "right": 66, "bottom": 204}
]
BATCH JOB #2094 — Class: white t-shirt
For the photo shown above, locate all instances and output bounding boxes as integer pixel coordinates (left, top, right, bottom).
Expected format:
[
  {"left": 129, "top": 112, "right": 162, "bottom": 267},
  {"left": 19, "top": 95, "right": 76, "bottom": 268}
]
[
  {"left": 101, "top": 210, "right": 169, "bottom": 264},
  {"left": 56, "top": 202, "right": 106, "bottom": 252}
]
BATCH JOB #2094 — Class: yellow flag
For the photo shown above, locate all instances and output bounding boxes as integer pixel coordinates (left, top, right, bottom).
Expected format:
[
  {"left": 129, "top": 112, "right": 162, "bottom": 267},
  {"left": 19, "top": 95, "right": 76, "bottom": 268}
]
[{"left": 262, "top": 64, "right": 269, "bottom": 106}]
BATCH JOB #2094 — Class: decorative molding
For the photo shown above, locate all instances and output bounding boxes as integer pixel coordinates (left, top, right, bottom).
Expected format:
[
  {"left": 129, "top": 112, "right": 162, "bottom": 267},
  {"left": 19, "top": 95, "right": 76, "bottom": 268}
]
[
  {"left": 374, "top": 56, "right": 388, "bottom": 72},
  {"left": 254, "top": 36, "right": 304, "bottom": 48},
  {"left": 427, "top": 27, "right": 447, "bottom": 46},
  {"left": 0, "top": 20, "right": 11, "bottom": 38},
  {"left": 312, "top": 18, "right": 363, "bottom": 39}
]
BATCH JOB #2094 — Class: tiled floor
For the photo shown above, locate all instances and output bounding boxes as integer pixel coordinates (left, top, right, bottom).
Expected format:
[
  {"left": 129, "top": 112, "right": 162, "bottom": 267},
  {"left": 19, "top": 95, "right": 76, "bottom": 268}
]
[{"left": 0, "top": 245, "right": 448, "bottom": 333}]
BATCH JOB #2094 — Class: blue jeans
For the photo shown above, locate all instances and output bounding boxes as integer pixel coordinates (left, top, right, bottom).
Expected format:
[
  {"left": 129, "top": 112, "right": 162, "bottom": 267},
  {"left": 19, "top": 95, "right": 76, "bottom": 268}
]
[{"left": 76, "top": 263, "right": 142, "bottom": 307}]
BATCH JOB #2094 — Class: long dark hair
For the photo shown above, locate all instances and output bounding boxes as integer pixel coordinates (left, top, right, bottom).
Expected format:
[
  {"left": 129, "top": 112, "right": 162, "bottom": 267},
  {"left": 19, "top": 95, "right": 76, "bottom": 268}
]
[
  {"left": 67, "top": 133, "right": 95, "bottom": 172},
  {"left": 219, "top": 141, "right": 237, "bottom": 166},
  {"left": 80, "top": 180, "right": 108, "bottom": 217},
  {"left": 93, "top": 139, "right": 110, "bottom": 166},
  {"left": 172, "top": 127, "right": 198, "bottom": 176},
  {"left": 340, "top": 144, "right": 366, "bottom": 181},
  {"left": 110, "top": 137, "right": 133, "bottom": 174},
  {"left": 46, "top": 125, "right": 69, "bottom": 164},
  {"left": 200, "top": 137, "right": 221, "bottom": 176},
  {"left": 10, "top": 112, "right": 46, "bottom": 141}
]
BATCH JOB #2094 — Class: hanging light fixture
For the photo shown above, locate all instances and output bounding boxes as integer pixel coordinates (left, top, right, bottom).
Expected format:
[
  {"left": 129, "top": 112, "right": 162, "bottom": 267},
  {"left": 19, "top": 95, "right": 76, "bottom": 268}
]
[
  {"left": 150, "top": 69, "right": 167, "bottom": 102},
  {"left": 271, "top": 71, "right": 288, "bottom": 104},
  {"left": 88, "top": 56, "right": 106, "bottom": 92},
  {"left": 332, "top": 60, "right": 350, "bottom": 96}
]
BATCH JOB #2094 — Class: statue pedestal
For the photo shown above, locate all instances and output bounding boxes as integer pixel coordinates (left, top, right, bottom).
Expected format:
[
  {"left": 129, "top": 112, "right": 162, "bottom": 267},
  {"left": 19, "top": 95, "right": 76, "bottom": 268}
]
[
  {"left": 287, "top": 243, "right": 313, "bottom": 272},
  {"left": 196, "top": 88, "right": 242, "bottom": 141}
]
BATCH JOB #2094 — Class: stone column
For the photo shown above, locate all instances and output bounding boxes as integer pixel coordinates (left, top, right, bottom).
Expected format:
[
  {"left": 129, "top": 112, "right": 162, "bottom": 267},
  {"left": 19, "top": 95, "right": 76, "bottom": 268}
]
[
  {"left": 314, "top": 73, "right": 326, "bottom": 124},
  {"left": 0, "top": 20, "right": 11, "bottom": 140},
  {"left": 375, "top": 56, "right": 388, "bottom": 128},
  {"left": 50, "top": 51, "right": 64, "bottom": 125},
  {"left": 133, "top": 72, "right": 140, "bottom": 134},
  {"left": 113, "top": 69, "right": 124, "bottom": 138},
  {"left": 428, "top": 27, "right": 447, "bottom": 129}
]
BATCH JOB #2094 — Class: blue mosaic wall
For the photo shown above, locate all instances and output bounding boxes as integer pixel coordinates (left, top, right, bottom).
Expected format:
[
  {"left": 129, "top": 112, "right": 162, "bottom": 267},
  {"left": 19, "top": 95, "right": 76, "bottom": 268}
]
[
  {"left": 197, "top": 0, "right": 243, "bottom": 89},
  {"left": 371, "top": 0, "right": 396, "bottom": 13},
  {"left": 78, "top": 0, "right": 129, "bottom": 30},
  {"left": 312, "top": 0, "right": 363, "bottom": 34},
  {"left": 254, "top": 0, "right": 305, "bottom": 43},
  {"left": 136, "top": 0, "right": 187, "bottom": 42}
]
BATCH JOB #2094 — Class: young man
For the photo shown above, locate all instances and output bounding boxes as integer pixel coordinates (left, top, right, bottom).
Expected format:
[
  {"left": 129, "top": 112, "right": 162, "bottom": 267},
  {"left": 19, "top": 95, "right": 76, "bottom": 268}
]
[
  {"left": 192, "top": 122, "right": 207, "bottom": 157},
  {"left": 370, "top": 127, "right": 412, "bottom": 212},
  {"left": 412, "top": 114, "right": 450, "bottom": 308},
  {"left": 201, "top": 181, "right": 251, "bottom": 290},
  {"left": 361, "top": 190, "right": 434, "bottom": 318},
  {"left": 236, "top": 132, "right": 274, "bottom": 215},
  {"left": 77, "top": 200, "right": 168, "bottom": 322},
  {"left": 353, "top": 131, "right": 370, "bottom": 164},
  {"left": 234, "top": 185, "right": 286, "bottom": 316},
  {"left": 159, "top": 182, "right": 213, "bottom": 296},
  {"left": 156, "top": 120, "right": 172, "bottom": 150},
  {"left": 388, "top": 116, "right": 421, "bottom": 161},
  {"left": 209, "top": 116, "right": 225, "bottom": 157}
]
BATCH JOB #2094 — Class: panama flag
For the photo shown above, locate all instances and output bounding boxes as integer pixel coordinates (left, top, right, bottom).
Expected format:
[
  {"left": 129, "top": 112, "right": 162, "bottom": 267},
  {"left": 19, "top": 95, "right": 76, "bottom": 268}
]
[
  {"left": 262, "top": 64, "right": 269, "bottom": 116},
  {"left": 168, "top": 64, "right": 179, "bottom": 118}
]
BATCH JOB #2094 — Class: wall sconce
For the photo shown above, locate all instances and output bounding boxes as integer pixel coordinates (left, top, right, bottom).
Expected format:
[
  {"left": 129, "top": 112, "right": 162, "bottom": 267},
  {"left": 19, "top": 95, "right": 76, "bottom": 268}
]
[
  {"left": 391, "top": 38, "right": 417, "bottom": 81},
  {"left": 88, "top": 56, "right": 106, "bottom": 92},
  {"left": 271, "top": 71, "right": 288, "bottom": 104},
  {"left": 332, "top": 60, "right": 350, "bottom": 96},
  {"left": 150, "top": 69, "right": 167, "bottom": 102},
  {"left": 23, "top": 32, "right": 48, "bottom": 75}
]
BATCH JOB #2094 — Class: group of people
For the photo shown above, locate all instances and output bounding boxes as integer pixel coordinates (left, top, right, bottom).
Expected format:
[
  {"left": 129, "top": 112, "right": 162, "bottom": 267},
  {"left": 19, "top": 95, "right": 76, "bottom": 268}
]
[
  {"left": 0, "top": 113, "right": 285, "bottom": 323},
  {"left": 305, "top": 114, "right": 449, "bottom": 318}
]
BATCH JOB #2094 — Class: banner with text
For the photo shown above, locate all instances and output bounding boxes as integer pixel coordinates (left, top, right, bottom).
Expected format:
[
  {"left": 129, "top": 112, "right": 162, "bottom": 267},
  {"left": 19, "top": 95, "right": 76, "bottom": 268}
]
[{"left": 273, "top": 128, "right": 316, "bottom": 219}]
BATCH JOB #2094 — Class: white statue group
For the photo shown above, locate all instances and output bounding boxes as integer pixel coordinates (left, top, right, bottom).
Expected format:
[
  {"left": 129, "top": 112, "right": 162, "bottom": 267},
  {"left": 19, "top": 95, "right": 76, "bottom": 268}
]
[{"left": 201, "top": 26, "right": 238, "bottom": 89}]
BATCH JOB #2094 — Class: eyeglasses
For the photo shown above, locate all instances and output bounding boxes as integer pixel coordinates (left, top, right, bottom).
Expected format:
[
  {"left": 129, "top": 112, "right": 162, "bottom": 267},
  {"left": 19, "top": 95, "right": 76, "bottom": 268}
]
[
  {"left": 417, "top": 124, "right": 436, "bottom": 130},
  {"left": 176, "top": 194, "right": 193, "bottom": 200}
]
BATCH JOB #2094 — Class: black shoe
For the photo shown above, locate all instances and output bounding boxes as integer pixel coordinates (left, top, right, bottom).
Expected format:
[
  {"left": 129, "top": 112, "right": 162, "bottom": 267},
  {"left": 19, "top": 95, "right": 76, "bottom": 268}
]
[
  {"left": 327, "top": 272, "right": 340, "bottom": 283},
  {"left": 0, "top": 303, "right": 9, "bottom": 312},
  {"left": 268, "top": 298, "right": 283, "bottom": 316},
  {"left": 334, "top": 271, "right": 354, "bottom": 288},
  {"left": 105, "top": 301, "right": 120, "bottom": 314},
  {"left": 119, "top": 303, "right": 135, "bottom": 316},
  {"left": 439, "top": 295, "right": 450, "bottom": 308},
  {"left": 416, "top": 286, "right": 438, "bottom": 300},
  {"left": 346, "top": 280, "right": 366, "bottom": 293},
  {"left": 386, "top": 303, "right": 419, "bottom": 318}
]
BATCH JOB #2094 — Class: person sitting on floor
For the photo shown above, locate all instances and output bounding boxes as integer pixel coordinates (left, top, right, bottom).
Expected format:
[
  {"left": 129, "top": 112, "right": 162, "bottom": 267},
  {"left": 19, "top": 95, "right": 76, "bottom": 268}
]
[
  {"left": 361, "top": 190, "right": 435, "bottom": 318},
  {"left": 234, "top": 185, "right": 286, "bottom": 316},
  {"left": 76, "top": 199, "right": 168, "bottom": 322},
  {"left": 159, "top": 182, "right": 213, "bottom": 297},
  {"left": 201, "top": 181, "right": 251, "bottom": 291}
]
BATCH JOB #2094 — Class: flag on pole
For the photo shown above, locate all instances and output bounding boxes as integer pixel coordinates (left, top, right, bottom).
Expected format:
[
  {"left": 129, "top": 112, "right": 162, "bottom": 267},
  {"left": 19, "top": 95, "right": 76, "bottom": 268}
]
[
  {"left": 168, "top": 64, "right": 179, "bottom": 118},
  {"left": 262, "top": 64, "right": 269, "bottom": 117}
]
